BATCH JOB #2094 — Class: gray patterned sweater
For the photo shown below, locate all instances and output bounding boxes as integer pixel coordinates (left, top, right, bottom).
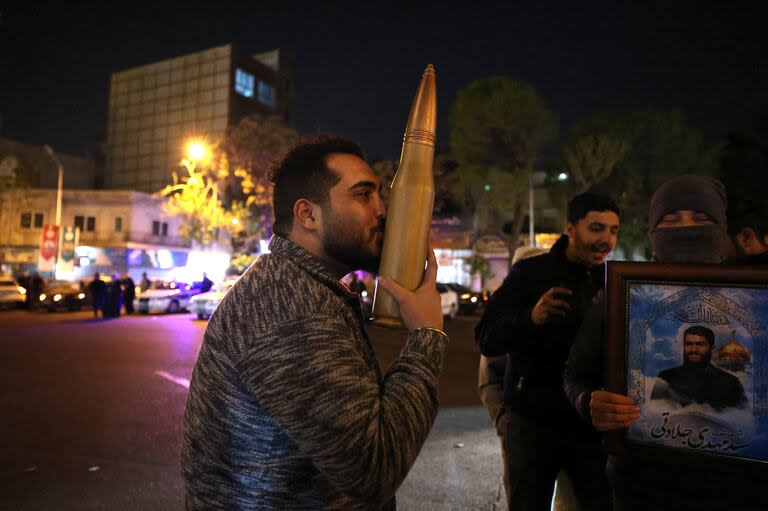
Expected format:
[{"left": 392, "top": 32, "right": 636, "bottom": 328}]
[{"left": 181, "top": 235, "right": 448, "bottom": 510}]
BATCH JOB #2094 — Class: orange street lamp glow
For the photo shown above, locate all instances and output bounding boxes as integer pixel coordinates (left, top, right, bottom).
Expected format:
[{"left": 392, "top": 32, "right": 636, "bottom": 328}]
[{"left": 187, "top": 141, "right": 207, "bottom": 161}]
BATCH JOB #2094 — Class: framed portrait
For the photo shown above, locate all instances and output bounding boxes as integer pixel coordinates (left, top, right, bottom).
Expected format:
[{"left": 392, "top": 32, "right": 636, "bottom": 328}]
[{"left": 604, "top": 261, "right": 768, "bottom": 470}]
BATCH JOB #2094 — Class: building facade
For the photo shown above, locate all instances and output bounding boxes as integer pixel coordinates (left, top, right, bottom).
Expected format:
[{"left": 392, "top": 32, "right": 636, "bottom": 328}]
[
  {"left": 0, "top": 189, "right": 208, "bottom": 282},
  {"left": 103, "top": 44, "right": 293, "bottom": 192}
]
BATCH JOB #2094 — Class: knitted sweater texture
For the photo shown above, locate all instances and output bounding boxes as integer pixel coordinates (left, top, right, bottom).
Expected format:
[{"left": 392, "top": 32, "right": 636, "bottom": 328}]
[{"left": 181, "top": 235, "right": 447, "bottom": 510}]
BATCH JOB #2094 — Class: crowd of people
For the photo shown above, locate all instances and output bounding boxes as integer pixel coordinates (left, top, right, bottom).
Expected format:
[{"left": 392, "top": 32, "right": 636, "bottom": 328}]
[
  {"left": 9, "top": 133, "right": 768, "bottom": 510},
  {"left": 176, "top": 135, "right": 767, "bottom": 511},
  {"left": 85, "top": 272, "right": 137, "bottom": 319},
  {"left": 477, "top": 175, "right": 767, "bottom": 510}
]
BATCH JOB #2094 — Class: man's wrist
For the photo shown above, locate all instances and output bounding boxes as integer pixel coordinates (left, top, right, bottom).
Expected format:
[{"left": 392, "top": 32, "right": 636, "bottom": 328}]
[{"left": 412, "top": 326, "right": 449, "bottom": 341}]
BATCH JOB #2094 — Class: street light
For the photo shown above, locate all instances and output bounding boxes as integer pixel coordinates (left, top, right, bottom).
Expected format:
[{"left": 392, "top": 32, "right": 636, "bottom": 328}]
[
  {"left": 186, "top": 140, "right": 208, "bottom": 162},
  {"left": 43, "top": 145, "right": 63, "bottom": 278}
]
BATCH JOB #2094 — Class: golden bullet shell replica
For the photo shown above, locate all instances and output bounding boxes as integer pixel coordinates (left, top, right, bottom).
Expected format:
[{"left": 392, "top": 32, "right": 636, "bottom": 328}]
[{"left": 373, "top": 65, "right": 437, "bottom": 328}]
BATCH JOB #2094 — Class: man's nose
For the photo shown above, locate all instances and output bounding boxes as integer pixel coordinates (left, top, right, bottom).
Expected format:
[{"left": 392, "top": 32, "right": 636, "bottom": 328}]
[{"left": 376, "top": 196, "right": 387, "bottom": 218}]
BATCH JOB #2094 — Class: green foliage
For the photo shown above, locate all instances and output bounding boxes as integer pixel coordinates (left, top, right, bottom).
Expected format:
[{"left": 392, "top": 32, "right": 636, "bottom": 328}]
[
  {"left": 463, "top": 254, "right": 495, "bottom": 291},
  {"left": 451, "top": 77, "right": 558, "bottom": 170},
  {"left": 616, "top": 109, "right": 718, "bottom": 201},
  {"left": 562, "top": 112, "right": 630, "bottom": 193},
  {"left": 555, "top": 110, "right": 716, "bottom": 217},
  {"left": 615, "top": 217, "right": 652, "bottom": 261},
  {"left": 449, "top": 77, "right": 558, "bottom": 248},
  {"left": 217, "top": 115, "right": 299, "bottom": 209},
  {"left": 157, "top": 160, "right": 246, "bottom": 248},
  {"left": 449, "top": 164, "right": 528, "bottom": 232}
]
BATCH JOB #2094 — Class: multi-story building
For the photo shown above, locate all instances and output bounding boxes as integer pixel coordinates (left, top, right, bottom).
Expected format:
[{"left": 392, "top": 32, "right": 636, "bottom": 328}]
[
  {"left": 103, "top": 44, "right": 293, "bottom": 192},
  {"left": 0, "top": 188, "right": 229, "bottom": 282}
]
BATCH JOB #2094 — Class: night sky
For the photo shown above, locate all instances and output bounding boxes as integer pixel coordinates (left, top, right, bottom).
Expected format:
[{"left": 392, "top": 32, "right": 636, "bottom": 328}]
[{"left": 1, "top": 2, "right": 766, "bottom": 161}]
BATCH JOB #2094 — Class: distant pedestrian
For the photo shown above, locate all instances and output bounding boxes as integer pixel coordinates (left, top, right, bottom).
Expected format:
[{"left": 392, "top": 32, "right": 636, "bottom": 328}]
[
  {"left": 140, "top": 272, "right": 151, "bottom": 292},
  {"left": 28, "top": 273, "right": 44, "bottom": 310},
  {"left": 88, "top": 273, "right": 106, "bottom": 318},
  {"left": 104, "top": 274, "right": 122, "bottom": 318},
  {"left": 122, "top": 273, "right": 135, "bottom": 314},
  {"left": 200, "top": 272, "right": 213, "bottom": 293}
]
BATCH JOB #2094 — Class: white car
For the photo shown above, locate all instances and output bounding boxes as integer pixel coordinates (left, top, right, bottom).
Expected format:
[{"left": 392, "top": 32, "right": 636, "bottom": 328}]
[
  {"left": 134, "top": 281, "right": 201, "bottom": 314},
  {"left": 0, "top": 277, "right": 26, "bottom": 309},
  {"left": 190, "top": 279, "right": 237, "bottom": 320},
  {"left": 436, "top": 283, "right": 459, "bottom": 319}
]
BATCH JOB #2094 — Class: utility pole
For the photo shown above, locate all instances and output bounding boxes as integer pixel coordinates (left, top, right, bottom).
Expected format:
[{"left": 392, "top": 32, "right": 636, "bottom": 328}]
[{"left": 43, "top": 145, "right": 63, "bottom": 278}]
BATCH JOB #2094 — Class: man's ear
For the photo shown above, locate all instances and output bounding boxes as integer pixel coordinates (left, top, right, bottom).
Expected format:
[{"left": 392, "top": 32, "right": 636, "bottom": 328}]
[
  {"left": 293, "top": 199, "right": 321, "bottom": 231},
  {"left": 565, "top": 221, "right": 575, "bottom": 240},
  {"left": 737, "top": 228, "right": 756, "bottom": 250}
]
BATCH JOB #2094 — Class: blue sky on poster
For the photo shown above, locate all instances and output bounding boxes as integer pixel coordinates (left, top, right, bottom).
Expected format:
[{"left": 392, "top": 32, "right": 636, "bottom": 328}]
[{"left": 629, "top": 284, "right": 768, "bottom": 379}]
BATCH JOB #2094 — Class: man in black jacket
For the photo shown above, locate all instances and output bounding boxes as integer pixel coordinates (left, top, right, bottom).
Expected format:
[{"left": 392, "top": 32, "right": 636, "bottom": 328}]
[
  {"left": 564, "top": 175, "right": 762, "bottom": 510},
  {"left": 476, "top": 192, "right": 620, "bottom": 510}
]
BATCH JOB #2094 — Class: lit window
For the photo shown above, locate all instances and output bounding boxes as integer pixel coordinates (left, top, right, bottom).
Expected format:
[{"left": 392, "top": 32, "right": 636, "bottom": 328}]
[
  {"left": 234, "top": 68, "right": 254, "bottom": 98},
  {"left": 258, "top": 81, "right": 276, "bottom": 107},
  {"left": 20, "top": 212, "right": 31, "bottom": 229}
]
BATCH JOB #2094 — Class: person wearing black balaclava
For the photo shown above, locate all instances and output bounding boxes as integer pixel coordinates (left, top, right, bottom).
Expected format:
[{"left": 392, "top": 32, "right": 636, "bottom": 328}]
[{"left": 563, "top": 175, "right": 762, "bottom": 510}]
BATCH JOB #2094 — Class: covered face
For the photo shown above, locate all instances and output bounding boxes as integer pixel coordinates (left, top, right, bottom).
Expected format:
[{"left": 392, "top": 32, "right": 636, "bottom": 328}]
[{"left": 648, "top": 175, "right": 732, "bottom": 264}]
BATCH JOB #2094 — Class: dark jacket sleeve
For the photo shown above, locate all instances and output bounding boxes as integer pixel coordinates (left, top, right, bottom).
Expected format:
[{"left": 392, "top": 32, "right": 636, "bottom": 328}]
[
  {"left": 475, "top": 266, "right": 536, "bottom": 357},
  {"left": 563, "top": 294, "right": 605, "bottom": 423}
]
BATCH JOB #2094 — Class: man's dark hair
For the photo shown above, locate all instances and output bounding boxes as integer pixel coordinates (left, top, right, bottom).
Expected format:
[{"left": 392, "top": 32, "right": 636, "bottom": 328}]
[
  {"left": 268, "top": 135, "right": 366, "bottom": 237},
  {"left": 684, "top": 325, "right": 715, "bottom": 347},
  {"left": 566, "top": 192, "right": 621, "bottom": 224}
]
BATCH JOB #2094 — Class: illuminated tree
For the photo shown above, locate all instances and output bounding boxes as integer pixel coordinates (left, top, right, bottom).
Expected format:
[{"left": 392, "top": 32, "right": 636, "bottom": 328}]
[
  {"left": 157, "top": 157, "right": 246, "bottom": 248},
  {"left": 217, "top": 115, "right": 299, "bottom": 209}
]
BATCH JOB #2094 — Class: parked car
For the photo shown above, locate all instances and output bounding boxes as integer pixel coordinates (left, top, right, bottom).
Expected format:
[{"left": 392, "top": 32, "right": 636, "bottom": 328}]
[
  {"left": 443, "top": 283, "right": 483, "bottom": 315},
  {"left": 190, "top": 278, "right": 237, "bottom": 320},
  {"left": 0, "top": 277, "right": 26, "bottom": 309},
  {"left": 134, "top": 280, "right": 202, "bottom": 314},
  {"left": 38, "top": 280, "right": 87, "bottom": 312},
  {"left": 436, "top": 283, "right": 459, "bottom": 319}
]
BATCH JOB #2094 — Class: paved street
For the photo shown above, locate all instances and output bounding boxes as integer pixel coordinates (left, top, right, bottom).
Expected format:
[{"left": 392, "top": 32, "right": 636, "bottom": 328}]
[{"left": 0, "top": 308, "right": 504, "bottom": 510}]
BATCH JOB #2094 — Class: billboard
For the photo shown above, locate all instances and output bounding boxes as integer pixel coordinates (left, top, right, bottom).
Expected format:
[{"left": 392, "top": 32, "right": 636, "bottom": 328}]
[{"left": 38, "top": 225, "right": 59, "bottom": 273}]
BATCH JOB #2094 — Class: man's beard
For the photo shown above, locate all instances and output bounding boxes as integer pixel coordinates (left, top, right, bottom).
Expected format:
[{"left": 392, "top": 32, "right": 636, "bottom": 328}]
[
  {"left": 684, "top": 350, "right": 712, "bottom": 368},
  {"left": 322, "top": 209, "right": 384, "bottom": 273}
]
